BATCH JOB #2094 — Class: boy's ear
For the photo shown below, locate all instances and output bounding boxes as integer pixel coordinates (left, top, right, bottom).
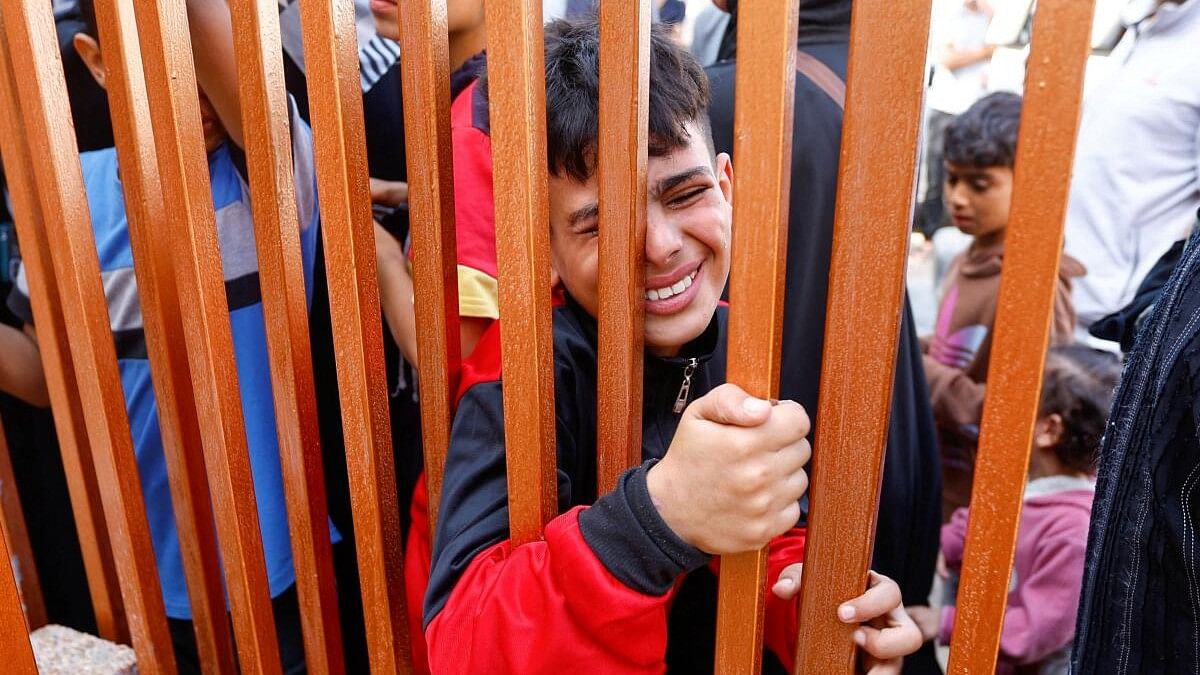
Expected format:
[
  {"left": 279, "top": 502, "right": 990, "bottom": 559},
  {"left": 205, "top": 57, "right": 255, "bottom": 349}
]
[
  {"left": 72, "top": 33, "right": 107, "bottom": 90},
  {"left": 1033, "top": 413, "right": 1064, "bottom": 450}
]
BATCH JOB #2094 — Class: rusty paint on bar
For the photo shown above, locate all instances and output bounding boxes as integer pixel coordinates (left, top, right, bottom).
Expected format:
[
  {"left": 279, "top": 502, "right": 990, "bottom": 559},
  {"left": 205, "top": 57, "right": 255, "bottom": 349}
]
[
  {"left": 794, "top": 0, "right": 931, "bottom": 671},
  {"left": 91, "top": 0, "right": 236, "bottom": 669},
  {"left": 483, "top": 0, "right": 558, "bottom": 545},
  {"left": 0, "top": 519, "right": 36, "bottom": 672},
  {"left": 129, "top": 0, "right": 281, "bottom": 671},
  {"left": 225, "top": 0, "right": 345, "bottom": 670},
  {"left": 946, "top": 1, "right": 1095, "bottom": 671},
  {"left": 595, "top": 0, "right": 650, "bottom": 496},
  {"left": 0, "top": 416, "right": 45, "bottom": 629},
  {"left": 397, "top": 0, "right": 462, "bottom": 535},
  {"left": 714, "top": 1, "right": 801, "bottom": 672},
  {"left": 298, "top": 0, "right": 413, "bottom": 670},
  {"left": 0, "top": 20, "right": 127, "bottom": 644},
  {"left": 0, "top": 1, "right": 178, "bottom": 670}
]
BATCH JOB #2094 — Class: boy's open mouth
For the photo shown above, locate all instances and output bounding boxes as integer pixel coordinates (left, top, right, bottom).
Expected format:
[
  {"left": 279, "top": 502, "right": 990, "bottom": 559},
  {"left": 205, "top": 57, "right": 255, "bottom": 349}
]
[{"left": 644, "top": 262, "right": 702, "bottom": 316}]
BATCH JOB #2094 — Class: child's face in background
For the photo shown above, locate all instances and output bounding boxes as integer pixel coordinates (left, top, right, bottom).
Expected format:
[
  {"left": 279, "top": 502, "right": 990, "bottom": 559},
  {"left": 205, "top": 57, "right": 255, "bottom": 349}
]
[
  {"left": 369, "top": 0, "right": 484, "bottom": 41},
  {"left": 73, "top": 31, "right": 227, "bottom": 154},
  {"left": 548, "top": 122, "right": 734, "bottom": 357},
  {"left": 197, "top": 90, "right": 227, "bottom": 153},
  {"left": 943, "top": 163, "right": 1012, "bottom": 242}
]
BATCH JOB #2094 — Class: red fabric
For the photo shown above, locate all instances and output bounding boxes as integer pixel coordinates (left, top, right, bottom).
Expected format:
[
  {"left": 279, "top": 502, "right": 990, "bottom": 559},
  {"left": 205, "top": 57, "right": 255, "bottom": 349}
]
[
  {"left": 426, "top": 513, "right": 806, "bottom": 672},
  {"left": 426, "top": 507, "right": 677, "bottom": 674},
  {"left": 404, "top": 476, "right": 434, "bottom": 675},
  {"left": 450, "top": 82, "right": 500, "bottom": 279}
]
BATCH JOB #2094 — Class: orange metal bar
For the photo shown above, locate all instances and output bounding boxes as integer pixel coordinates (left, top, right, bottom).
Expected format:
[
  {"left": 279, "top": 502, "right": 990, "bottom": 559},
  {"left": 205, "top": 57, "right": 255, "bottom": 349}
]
[
  {"left": 0, "top": 19, "right": 127, "bottom": 645},
  {"left": 91, "top": 0, "right": 235, "bottom": 669},
  {"left": 0, "top": 516, "right": 36, "bottom": 673},
  {"left": 396, "top": 0, "right": 462, "bottom": 535},
  {"left": 224, "top": 0, "right": 345, "bottom": 671},
  {"left": 713, "top": 2, "right": 801, "bottom": 672},
  {"left": 793, "top": 0, "right": 931, "bottom": 671},
  {"left": 0, "top": 415, "right": 46, "bottom": 629},
  {"left": 0, "top": 1, "right": 177, "bottom": 671},
  {"left": 297, "top": 0, "right": 412, "bottom": 670},
  {"left": 483, "top": 0, "right": 558, "bottom": 545},
  {"left": 595, "top": 0, "right": 650, "bottom": 495},
  {"left": 129, "top": 0, "right": 281, "bottom": 671},
  {"left": 946, "top": 1, "right": 1095, "bottom": 671}
]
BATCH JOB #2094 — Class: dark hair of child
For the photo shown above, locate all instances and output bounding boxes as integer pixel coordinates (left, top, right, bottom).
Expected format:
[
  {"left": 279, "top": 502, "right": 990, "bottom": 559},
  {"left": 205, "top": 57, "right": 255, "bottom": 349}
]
[
  {"left": 1037, "top": 345, "right": 1122, "bottom": 475},
  {"left": 78, "top": 0, "right": 98, "bottom": 38},
  {"left": 943, "top": 91, "right": 1023, "bottom": 168},
  {"left": 479, "top": 18, "right": 714, "bottom": 183}
]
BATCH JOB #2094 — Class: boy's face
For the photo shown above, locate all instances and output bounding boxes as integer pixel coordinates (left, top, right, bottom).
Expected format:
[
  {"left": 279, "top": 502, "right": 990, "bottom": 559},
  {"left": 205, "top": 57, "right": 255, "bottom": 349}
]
[
  {"left": 548, "top": 122, "right": 733, "bottom": 357},
  {"left": 370, "top": 0, "right": 484, "bottom": 41},
  {"left": 74, "top": 32, "right": 227, "bottom": 154},
  {"left": 943, "top": 163, "right": 1012, "bottom": 241}
]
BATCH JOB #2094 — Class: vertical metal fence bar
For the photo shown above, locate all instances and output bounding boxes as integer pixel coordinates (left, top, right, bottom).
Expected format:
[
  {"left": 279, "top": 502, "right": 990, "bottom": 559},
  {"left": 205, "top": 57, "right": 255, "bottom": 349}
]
[
  {"left": 129, "top": 0, "right": 282, "bottom": 671},
  {"left": 297, "top": 0, "right": 413, "bottom": 670},
  {"left": 0, "top": 20, "right": 126, "bottom": 644},
  {"left": 714, "top": 1, "right": 801, "bottom": 672},
  {"left": 595, "top": 0, "right": 650, "bottom": 496},
  {"left": 397, "top": 0, "right": 462, "bottom": 534},
  {"left": 91, "top": 0, "right": 236, "bottom": 669},
  {"left": 0, "top": 416, "right": 46, "bottom": 629},
  {"left": 947, "top": 1, "right": 1095, "bottom": 671},
  {"left": 0, "top": 515, "right": 36, "bottom": 673},
  {"left": 224, "top": 0, "right": 344, "bottom": 670},
  {"left": 793, "top": 1, "right": 931, "bottom": 671},
  {"left": 0, "top": 1, "right": 177, "bottom": 670},
  {"left": 482, "top": 0, "right": 557, "bottom": 545}
]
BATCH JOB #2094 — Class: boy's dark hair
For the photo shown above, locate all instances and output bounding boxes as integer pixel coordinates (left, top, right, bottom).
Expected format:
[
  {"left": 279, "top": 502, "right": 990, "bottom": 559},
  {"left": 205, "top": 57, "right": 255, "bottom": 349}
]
[
  {"left": 480, "top": 17, "right": 714, "bottom": 183},
  {"left": 1037, "top": 345, "right": 1121, "bottom": 474},
  {"left": 943, "top": 91, "right": 1023, "bottom": 168},
  {"left": 77, "top": 0, "right": 98, "bottom": 39}
]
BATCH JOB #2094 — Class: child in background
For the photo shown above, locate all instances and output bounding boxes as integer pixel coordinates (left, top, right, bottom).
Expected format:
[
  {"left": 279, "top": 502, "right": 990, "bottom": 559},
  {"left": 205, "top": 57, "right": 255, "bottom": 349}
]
[
  {"left": 923, "top": 91, "right": 1086, "bottom": 520},
  {"left": 933, "top": 345, "right": 1120, "bottom": 674},
  {"left": 1, "top": 0, "right": 330, "bottom": 669}
]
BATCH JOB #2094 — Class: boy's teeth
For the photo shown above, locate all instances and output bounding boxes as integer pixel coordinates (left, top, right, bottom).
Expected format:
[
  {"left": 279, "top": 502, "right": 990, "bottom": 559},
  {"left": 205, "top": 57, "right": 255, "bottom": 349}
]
[{"left": 644, "top": 269, "right": 697, "bottom": 301}]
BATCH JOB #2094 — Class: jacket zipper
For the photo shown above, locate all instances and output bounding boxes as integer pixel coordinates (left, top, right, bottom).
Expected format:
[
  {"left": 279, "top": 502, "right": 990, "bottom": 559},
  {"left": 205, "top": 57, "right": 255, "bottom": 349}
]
[{"left": 672, "top": 358, "right": 698, "bottom": 414}]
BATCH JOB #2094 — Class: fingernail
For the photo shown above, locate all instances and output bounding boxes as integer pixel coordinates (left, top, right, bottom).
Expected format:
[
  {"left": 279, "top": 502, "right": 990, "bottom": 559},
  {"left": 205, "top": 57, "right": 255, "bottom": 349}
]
[
  {"left": 743, "top": 397, "right": 769, "bottom": 414},
  {"left": 777, "top": 577, "right": 795, "bottom": 590},
  {"left": 853, "top": 629, "right": 866, "bottom": 646},
  {"left": 838, "top": 605, "right": 855, "bottom": 622}
]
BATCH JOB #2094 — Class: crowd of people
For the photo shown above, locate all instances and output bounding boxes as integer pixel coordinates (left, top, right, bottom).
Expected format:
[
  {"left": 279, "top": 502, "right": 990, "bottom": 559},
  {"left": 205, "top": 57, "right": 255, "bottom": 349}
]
[{"left": 0, "top": 0, "right": 1196, "bottom": 673}]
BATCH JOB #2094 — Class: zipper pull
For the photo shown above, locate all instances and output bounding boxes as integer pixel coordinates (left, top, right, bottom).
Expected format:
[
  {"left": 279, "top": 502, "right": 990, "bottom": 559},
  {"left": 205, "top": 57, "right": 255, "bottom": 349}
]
[{"left": 673, "top": 358, "right": 698, "bottom": 414}]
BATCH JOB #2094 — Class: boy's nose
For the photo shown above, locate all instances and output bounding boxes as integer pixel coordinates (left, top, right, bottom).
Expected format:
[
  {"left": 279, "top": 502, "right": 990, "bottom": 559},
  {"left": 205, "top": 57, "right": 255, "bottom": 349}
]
[{"left": 645, "top": 218, "right": 684, "bottom": 267}]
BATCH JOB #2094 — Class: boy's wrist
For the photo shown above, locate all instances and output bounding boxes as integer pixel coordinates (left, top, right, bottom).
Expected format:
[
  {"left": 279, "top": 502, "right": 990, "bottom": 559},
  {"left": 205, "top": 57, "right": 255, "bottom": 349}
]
[{"left": 578, "top": 461, "right": 709, "bottom": 596}]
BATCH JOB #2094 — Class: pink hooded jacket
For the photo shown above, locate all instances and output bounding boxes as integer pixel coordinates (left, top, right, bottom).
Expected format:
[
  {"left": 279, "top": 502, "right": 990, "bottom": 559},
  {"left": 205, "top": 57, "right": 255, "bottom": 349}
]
[{"left": 940, "top": 476, "right": 1095, "bottom": 674}]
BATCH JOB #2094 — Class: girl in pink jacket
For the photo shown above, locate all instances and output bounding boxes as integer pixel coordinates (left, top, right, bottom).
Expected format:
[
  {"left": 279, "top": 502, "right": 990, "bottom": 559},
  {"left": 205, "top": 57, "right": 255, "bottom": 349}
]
[{"left": 936, "top": 345, "right": 1121, "bottom": 674}]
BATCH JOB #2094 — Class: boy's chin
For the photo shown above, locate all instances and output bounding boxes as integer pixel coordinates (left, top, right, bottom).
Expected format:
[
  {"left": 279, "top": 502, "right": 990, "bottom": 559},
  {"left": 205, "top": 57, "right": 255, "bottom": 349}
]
[{"left": 644, "top": 305, "right": 718, "bottom": 357}]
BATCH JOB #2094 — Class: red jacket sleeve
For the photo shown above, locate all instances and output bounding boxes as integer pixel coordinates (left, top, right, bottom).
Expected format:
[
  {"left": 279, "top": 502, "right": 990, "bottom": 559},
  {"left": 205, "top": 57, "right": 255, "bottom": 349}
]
[{"left": 426, "top": 506, "right": 682, "bottom": 674}]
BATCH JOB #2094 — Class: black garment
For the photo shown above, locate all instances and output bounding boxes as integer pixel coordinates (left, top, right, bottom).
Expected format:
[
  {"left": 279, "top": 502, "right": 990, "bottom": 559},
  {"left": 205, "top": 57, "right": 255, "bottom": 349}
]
[
  {"left": 1072, "top": 226, "right": 1200, "bottom": 675},
  {"left": 706, "top": 8, "right": 944, "bottom": 671},
  {"left": 168, "top": 584, "right": 305, "bottom": 675},
  {"left": 1090, "top": 236, "right": 1188, "bottom": 352}
]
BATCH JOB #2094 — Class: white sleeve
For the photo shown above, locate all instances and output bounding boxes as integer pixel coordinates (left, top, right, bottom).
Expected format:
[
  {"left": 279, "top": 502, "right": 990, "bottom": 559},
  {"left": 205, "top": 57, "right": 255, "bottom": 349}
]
[{"left": 287, "top": 95, "right": 319, "bottom": 232}]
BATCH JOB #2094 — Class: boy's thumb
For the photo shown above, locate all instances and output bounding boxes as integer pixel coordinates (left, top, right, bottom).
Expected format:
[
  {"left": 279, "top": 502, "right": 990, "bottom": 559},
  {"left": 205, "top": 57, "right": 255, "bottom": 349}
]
[{"left": 687, "top": 383, "right": 772, "bottom": 427}]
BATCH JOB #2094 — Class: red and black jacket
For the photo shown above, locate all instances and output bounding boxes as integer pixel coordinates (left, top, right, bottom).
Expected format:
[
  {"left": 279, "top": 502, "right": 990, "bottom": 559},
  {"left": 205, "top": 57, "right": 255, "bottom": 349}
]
[{"left": 424, "top": 297, "right": 807, "bottom": 673}]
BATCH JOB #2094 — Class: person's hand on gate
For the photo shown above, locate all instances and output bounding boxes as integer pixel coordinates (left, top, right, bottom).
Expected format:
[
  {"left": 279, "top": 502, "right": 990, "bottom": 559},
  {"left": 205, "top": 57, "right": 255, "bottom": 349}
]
[
  {"left": 646, "top": 383, "right": 810, "bottom": 555},
  {"left": 370, "top": 178, "right": 409, "bottom": 207},
  {"left": 844, "top": 571, "right": 924, "bottom": 674}
]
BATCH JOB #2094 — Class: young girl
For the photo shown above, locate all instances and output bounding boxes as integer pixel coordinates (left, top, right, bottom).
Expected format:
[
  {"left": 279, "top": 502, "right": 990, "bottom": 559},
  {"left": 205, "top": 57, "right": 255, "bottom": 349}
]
[{"left": 915, "top": 344, "right": 1120, "bottom": 674}]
